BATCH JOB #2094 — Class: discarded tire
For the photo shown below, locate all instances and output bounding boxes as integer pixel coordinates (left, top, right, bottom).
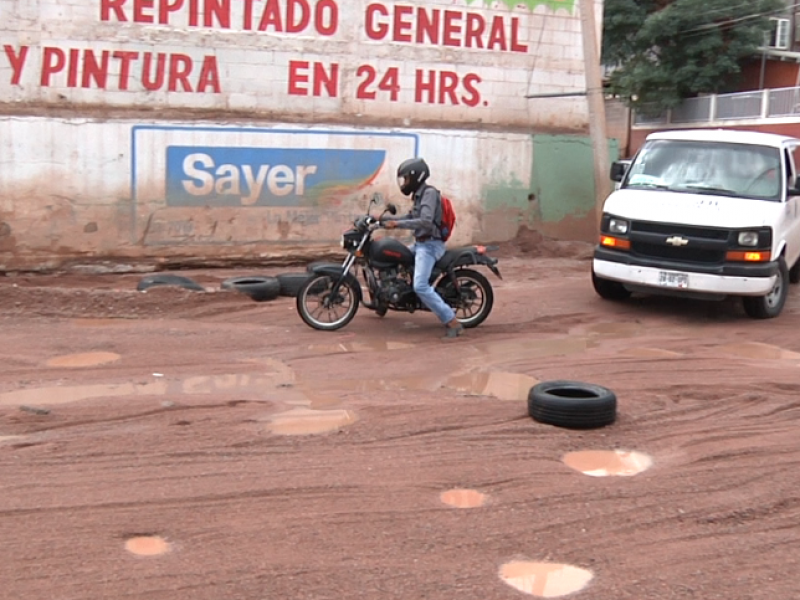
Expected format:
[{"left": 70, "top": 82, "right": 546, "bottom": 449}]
[
  {"left": 136, "top": 274, "right": 206, "bottom": 292},
  {"left": 221, "top": 276, "right": 281, "bottom": 302},
  {"left": 277, "top": 272, "right": 312, "bottom": 298},
  {"left": 306, "top": 261, "right": 342, "bottom": 273},
  {"left": 528, "top": 380, "right": 617, "bottom": 429}
]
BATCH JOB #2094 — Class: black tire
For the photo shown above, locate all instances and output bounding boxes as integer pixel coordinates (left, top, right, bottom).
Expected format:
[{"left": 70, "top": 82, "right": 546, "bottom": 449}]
[
  {"left": 592, "top": 270, "right": 631, "bottom": 300},
  {"left": 136, "top": 274, "right": 205, "bottom": 292},
  {"left": 438, "top": 268, "right": 494, "bottom": 329},
  {"left": 296, "top": 274, "right": 360, "bottom": 331},
  {"left": 306, "top": 261, "right": 343, "bottom": 273},
  {"left": 277, "top": 272, "right": 312, "bottom": 298},
  {"left": 221, "top": 276, "right": 280, "bottom": 302},
  {"left": 789, "top": 258, "right": 800, "bottom": 284},
  {"left": 742, "top": 257, "right": 788, "bottom": 319},
  {"left": 528, "top": 380, "right": 617, "bottom": 429}
]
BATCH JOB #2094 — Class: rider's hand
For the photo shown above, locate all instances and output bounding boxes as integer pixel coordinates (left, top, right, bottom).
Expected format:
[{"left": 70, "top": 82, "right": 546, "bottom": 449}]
[{"left": 383, "top": 220, "right": 397, "bottom": 230}]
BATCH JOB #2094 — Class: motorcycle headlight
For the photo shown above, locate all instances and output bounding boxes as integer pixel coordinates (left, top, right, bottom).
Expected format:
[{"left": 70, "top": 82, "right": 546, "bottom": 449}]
[
  {"left": 608, "top": 218, "right": 629, "bottom": 235},
  {"left": 738, "top": 231, "right": 759, "bottom": 247}
]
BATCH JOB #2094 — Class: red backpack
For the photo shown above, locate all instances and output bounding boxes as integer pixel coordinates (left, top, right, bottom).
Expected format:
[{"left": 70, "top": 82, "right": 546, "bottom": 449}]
[{"left": 438, "top": 193, "right": 456, "bottom": 242}]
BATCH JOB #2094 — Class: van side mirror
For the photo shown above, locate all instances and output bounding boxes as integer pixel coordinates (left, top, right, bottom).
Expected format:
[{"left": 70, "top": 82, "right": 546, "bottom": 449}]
[{"left": 609, "top": 161, "right": 629, "bottom": 182}]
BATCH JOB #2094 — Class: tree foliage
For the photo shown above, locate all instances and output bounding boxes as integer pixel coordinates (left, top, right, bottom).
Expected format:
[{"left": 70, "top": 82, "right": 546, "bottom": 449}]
[{"left": 602, "top": 0, "right": 785, "bottom": 113}]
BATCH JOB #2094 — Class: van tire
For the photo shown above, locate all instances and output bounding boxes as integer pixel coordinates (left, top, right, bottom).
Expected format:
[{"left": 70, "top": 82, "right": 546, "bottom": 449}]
[
  {"left": 789, "top": 258, "right": 800, "bottom": 284},
  {"left": 743, "top": 258, "right": 788, "bottom": 319},
  {"left": 591, "top": 270, "right": 631, "bottom": 301}
]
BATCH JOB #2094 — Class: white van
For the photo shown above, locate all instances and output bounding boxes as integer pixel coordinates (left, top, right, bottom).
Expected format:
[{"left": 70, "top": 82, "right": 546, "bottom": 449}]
[{"left": 592, "top": 129, "right": 800, "bottom": 318}]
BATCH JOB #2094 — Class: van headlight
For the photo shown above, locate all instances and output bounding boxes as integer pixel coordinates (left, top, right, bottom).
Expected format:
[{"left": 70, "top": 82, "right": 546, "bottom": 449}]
[
  {"left": 608, "top": 218, "right": 629, "bottom": 235},
  {"left": 738, "top": 231, "right": 759, "bottom": 247}
]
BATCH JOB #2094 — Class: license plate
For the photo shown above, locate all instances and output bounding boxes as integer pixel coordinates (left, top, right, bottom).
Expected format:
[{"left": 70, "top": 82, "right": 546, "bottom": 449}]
[{"left": 658, "top": 270, "right": 689, "bottom": 288}]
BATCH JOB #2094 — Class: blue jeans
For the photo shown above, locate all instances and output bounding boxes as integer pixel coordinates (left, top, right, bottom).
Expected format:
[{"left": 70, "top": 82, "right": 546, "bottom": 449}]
[{"left": 410, "top": 240, "right": 455, "bottom": 325}]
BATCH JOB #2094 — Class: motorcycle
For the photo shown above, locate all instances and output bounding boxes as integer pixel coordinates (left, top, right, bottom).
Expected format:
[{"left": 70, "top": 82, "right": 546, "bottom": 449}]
[{"left": 296, "top": 193, "right": 502, "bottom": 331}]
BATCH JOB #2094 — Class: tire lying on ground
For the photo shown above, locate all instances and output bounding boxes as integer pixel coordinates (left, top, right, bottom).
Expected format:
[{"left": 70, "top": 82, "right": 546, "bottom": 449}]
[
  {"left": 221, "top": 276, "right": 281, "bottom": 302},
  {"left": 528, "top": 380, "right": 617, "bottom": 429},
  {"left": 136, "top": 274, "right": 206, "bottom": 292},
  {"left": 306, "top": 261, "right": 342, "bottom": 273},
  {"left": 276, "top": 272, "right": 312, "bottom": 298}
]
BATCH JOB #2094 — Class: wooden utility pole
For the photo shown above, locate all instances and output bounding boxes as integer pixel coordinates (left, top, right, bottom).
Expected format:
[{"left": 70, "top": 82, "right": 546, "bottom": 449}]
[{"left": 578, "top": 0, "right": 611, "bottom": 228}]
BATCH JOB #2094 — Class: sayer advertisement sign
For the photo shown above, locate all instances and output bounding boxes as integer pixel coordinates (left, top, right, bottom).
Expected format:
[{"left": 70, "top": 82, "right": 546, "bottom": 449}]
[
  {"left": 1, "top": 0, "right": 585, "bottom": 129},
  {"left": 131, "top": 126, "right": 418, "bottom": 243}
]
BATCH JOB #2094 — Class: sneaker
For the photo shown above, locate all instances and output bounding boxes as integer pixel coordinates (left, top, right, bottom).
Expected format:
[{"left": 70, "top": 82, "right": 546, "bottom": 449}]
[{"left": 442, "top": 323, "right": 464, "bottom": 340}]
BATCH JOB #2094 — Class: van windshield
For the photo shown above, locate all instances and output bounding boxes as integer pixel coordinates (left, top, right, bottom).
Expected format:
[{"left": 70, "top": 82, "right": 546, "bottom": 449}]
[{"left": 622, "top": 140, "right": 783, "bottom": 201}]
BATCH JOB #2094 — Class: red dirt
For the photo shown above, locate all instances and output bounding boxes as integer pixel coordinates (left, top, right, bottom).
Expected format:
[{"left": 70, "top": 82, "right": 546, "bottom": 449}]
[{"left": 2, "top": 248, "right": 800, "bottom": 599}]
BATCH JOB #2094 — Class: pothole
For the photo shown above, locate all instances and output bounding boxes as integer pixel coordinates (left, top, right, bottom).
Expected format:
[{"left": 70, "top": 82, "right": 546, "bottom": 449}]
[
  {"left": 580, "top": 322, "right": 643, "bottom": 337},
  {"left": 46, "top": 352, "right": 121, "bottom": 368},
  {"left": 266, "top": 408, "right": 358, "bottom": 435},
  {"left": 443, "top": 372, "right": 539, "bottom": 401},
  {"left": 499, "top": 561, "right": 594, "bottom": 598},
  {"left": 440, "top": 488, "right": 487, "bottom": 509},
  {"left": 717, "top": 342, "right": 800, "bottom": 360},
  {"left": 0, "top": 370, "right": 296, "bottom": 408},
  {"left": 474, "top": 337, "right": 597, "bottom": 362},
  {"left": 617, "top": 347, "right": 683, "bottom": 358},
  {"left": 307, "top": 340, "right": 416, "bottom": 354},
  {"left": 124, "top": 535, "right": 171, "bottom": 557},
  {"left": 563, "top": 450, "right": 653, "bottom": 477}
]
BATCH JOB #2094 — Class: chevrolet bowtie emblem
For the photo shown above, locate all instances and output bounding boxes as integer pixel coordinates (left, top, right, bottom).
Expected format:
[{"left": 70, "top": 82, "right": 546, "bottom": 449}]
[{"left": 666, "top": 236, "right": 689, "bottom": 246}]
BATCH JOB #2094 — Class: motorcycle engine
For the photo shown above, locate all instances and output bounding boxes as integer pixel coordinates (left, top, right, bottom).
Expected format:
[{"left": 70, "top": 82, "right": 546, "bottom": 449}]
[{"left": 378, "top": 269, "right": 415, "bottom": 309}]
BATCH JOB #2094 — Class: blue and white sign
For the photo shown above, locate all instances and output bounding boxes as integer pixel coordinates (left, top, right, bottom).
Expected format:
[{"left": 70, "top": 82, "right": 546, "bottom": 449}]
[
  {"left": 165, "top": 147, "right": 386, "bottom": 207},
  {"left": 131, "top": 125, "right": 418, "bottom": 245}
]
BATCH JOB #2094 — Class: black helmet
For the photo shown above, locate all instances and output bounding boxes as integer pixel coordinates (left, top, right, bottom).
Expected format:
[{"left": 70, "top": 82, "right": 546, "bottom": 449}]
[{"left": 397, "top": 157, "right": 430, "bottom": 196}]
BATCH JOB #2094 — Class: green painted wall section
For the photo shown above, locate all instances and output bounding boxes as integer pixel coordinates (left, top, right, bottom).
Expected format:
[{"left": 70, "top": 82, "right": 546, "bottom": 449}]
[
  {"left": 482, "top": 172, "right": 530, "bottom": 212},
  {"left": 531, "top": 134, "right": 619, "bottom": 223},
  {"left": 464, "top": 0, "right": 576, "bottom": 14}
]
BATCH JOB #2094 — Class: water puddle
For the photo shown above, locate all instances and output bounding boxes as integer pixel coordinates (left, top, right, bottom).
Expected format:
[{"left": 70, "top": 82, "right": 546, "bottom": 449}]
[
  {"left": 580, "top": 322, "right": 643, "bottom": 337},
  {"left": 307, "top": 340, "right": 415, "bottom": 354},
  {"left": 716, "top": 342, "right": 800, "bottom": 361},
  {"left": 46, "top": 352, "right": 121, "bottom": 368},
  {"left": 265, "top": 407, "right": 358, "bottom": 435},
  {"left": 499, "top": 561, "right": 594, "bottom": 598},
  {"left": 0, "top": 368, "right": 296, "bottom": 408},
  {"left": 563, "top": 450, "right": 653, "bottom": 477},
  {"left": 474, "top": 338, "right": 597, "bottom": 362},
  {"left": 440, "top": 488, "right": 487, "bottom": 509},
  {"left": 125, "top": 536, "right": 171, "bottom": 557},
  {"left": 70, "top": 318, "right": 135, "bottom": 327},
  {"left": 443, "top": 372, "right": 539, "bottom": 401},
  {"left": 618, "top": 347, "right": 682, "bottom": 358}
]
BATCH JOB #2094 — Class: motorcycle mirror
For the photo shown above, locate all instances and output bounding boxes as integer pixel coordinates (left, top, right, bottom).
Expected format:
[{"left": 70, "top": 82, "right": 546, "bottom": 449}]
[{"left": 386, "top": 203, "right": 397, "bottom": 215}]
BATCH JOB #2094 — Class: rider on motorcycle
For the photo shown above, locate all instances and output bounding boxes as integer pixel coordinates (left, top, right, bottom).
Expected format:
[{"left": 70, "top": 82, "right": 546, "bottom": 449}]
[{"left": 382, "top": 158, "right": 464, "bottom": 339}]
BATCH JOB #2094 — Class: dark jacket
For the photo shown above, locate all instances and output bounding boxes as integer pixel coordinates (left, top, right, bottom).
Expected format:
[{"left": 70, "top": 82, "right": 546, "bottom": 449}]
[{"left": 390, "top": 184, "right": 442, "bottom": 241}]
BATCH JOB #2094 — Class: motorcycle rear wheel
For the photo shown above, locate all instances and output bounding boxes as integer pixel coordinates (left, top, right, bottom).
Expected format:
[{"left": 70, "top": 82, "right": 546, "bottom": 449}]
[
  {"left": 439, "top": 268, "right": 494, "bottom": 328},
  {"left": 296, "top": 274, "right": 360, "bottom": 331}
]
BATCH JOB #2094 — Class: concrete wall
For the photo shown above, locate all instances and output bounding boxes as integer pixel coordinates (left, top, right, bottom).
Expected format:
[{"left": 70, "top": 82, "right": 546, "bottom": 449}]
[{"left": 0, "top": 0, "right": 604, "bottom": 271}]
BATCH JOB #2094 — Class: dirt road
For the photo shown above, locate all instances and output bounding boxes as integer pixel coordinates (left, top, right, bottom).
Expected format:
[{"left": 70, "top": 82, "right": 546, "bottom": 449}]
[{"left": 2, "top": 243, "right": 799, "bottom": 599}]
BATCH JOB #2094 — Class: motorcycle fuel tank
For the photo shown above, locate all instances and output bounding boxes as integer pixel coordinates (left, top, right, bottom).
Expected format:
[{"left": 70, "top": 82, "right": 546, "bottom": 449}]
[{"left": 369, "top": 237, "right": 415, "bottom": 267}]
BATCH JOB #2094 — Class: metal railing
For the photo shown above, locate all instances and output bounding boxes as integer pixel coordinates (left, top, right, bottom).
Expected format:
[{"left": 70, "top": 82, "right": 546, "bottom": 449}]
[{"left": 632, "top": 86, "right": 800, "bottom": 126}]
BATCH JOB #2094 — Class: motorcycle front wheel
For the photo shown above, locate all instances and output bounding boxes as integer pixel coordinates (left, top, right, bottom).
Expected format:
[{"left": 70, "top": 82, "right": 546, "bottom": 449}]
[
  {"left": 296, "top": 274, "right": 360, "bottom": 331},
  {"left": 438, "top": 268, "right": 494, "bottom": 328}
]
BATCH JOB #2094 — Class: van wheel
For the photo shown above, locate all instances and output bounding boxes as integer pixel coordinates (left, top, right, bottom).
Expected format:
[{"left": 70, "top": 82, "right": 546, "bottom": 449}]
[
  {"left": 789, "top": 258, "right": 800, "bottom": 284},
  {"left": 591, "top": 270, "right": 631, "bottom": 301},
  {"left": 743, "top": 258, "right": 788, "bottom": 319}
]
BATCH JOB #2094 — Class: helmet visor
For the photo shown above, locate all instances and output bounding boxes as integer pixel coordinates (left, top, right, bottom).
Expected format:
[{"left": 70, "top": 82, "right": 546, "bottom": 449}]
[{"left": 397, "top": 175, "right": 411, "bottom": 189}]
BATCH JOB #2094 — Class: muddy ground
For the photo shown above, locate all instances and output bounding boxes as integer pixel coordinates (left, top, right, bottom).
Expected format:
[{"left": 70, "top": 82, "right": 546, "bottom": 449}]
[{"left": 2, "top": 236, "right": 800, "bottom": 599}]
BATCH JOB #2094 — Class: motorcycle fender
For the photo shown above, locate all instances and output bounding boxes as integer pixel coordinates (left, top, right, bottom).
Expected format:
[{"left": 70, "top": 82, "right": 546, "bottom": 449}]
[
  {"left": 448, "top": 251, "right": 502, "bottom": 279},
  {"left": 309, "top": 265, "right": 363, "bottom": 302}
]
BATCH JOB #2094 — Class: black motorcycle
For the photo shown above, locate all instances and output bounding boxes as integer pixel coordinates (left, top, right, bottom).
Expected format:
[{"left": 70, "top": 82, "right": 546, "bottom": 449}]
[{"left": 296, "top": 194, "right": 502, "bottom": 331}]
